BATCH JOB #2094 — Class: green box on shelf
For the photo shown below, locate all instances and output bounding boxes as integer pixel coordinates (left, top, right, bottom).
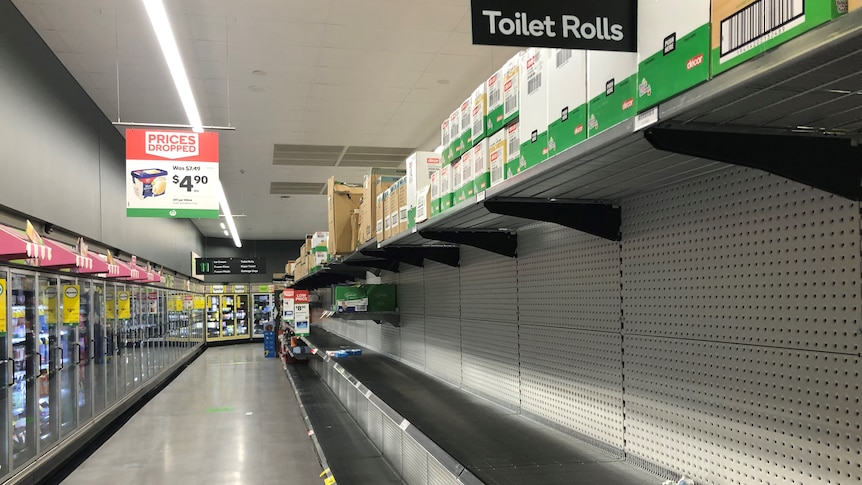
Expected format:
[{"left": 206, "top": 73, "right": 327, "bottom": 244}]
[
  {"left": 333, "top": 285, "right": 366, "bottom": 313},
  {"left": 408, "top": 207, "right": 416, "bottom": 229},
  {"left": 365, "top": 284, "right": 397, "bottom": 312},
  {"left": 711, "top": 0, "right": 846, "bottom": 77},
  {"left": 431, "top": 199, "right": 441, "bottom": 217},
  {"left": 638, "top": 0, "right": 711, "bottom": 111}
]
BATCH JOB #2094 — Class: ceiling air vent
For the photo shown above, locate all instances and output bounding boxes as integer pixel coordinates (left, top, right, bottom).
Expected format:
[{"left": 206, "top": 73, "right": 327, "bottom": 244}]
[
  {"left": 269, "top": 182, "right": 326, "bottom": 195},
  {"left": 273, "top": 144, "right": 414, "bottom": 168}
]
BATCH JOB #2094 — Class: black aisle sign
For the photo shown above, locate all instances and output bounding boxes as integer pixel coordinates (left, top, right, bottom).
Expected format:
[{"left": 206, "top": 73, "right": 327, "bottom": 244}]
[
  {"left": 195, "top": 258, "right": 266, "bottom": 275},
  {"left": 470, "top": 0, "right": 637, "bottom": 52}
]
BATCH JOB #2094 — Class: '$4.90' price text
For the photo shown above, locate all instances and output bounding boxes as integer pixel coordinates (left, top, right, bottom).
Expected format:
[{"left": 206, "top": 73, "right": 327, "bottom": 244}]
[{"left": 172, "top": 174, "right": 209, "bottom": 192}]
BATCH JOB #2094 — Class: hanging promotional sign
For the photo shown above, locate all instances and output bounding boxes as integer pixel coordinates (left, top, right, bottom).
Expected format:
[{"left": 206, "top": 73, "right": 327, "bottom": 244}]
[
  {"left": 470, "top": 0, "right": 637, "bottom": 52},
  {"left": 294, "top": 290, "right": 310, "bottom": 337},
  {"left": 282, "top": 288, "right": 295, "bottom": 324},
  {"left": 125, "top": 129, "right": 220, "bottom": 218},
  {"left": 194, "top": 295, "right": 206, "bottom": 310},
  {"left": 0, "top": 279, "right": 6, "bottom": 333},
  {"left": 118, "top": 291, "right": 131, "bottom": 319},
  {"left": 106, "top": 291, "right": 116, "bottom": 319},
  {"left": 44, "top": 286, "right": 58, "bottom": 324},
  {"left": 63, "top": 285, "right": 80, "bottom": 325}
]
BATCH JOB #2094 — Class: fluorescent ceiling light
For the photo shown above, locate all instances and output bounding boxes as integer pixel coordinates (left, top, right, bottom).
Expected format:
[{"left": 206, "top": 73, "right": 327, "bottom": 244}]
[
  {"left": 142, "top": 0, "right": 204, "bottom": 133},
  {"left": 216, "top": 181, "right": 242, "bottom": 248},
  {"left": 433, "top": 144, "right": 444, "bottom": 154},
  {"left": 219, "top": 222, "right": 226, "bottom": 229},
  {"left": 223, "top": 230, "right": 229, "bottom": 236}
]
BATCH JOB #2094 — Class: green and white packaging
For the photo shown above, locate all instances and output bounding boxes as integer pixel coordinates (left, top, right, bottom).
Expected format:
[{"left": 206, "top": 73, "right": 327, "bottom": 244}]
[
  {"left": 711, "top": 0, "right": 846, "bottom": 76},
  {"left": 440, "top": 164, "right": 453, "bottom": 211},
  {"left": 504, "top": 122, "right": 522, "bottom": 180},
  {"left": 472, "top": 138, "right": 490, "bottom": 193},
  {"left": 448, "top": 109, "right": 461, "bottom": 162},
  {"left": 441, "top": 118, "right": 451, "bottom": 164},
  {"left": 486, "top": 67, "right": 504, "bottom": 135},
  {"left": 461, "top": 144, "right": 475, "bottom": 199},
  {"left": 501, "top": 52, "right": 522, "bottom": 128},
  {"left": 587, "top": 51, "right": 639, "bottom": 138},
  {"left": 375, "top": 193, "right": 385, "bottom": 240},
  {"left": 471, "top": 83, "right": 488, "bottom": 146},
  {"left": 406, "top": 151, "right": 441, "bottom": 228},
  {"left": 519, "top": 48, "right": 551, "bottom": 174},
  {"left": 451, "top": 157, "right": 463, "bottom": 206},
  {"left": 547, "top": 49, "right": 587, "bottom": 157},
  {"left": 489, "top": 128, "right": 507, "bottom": 187},
  {"left": 430, "top": 170, "right": 441, "bottom": 217},
  {"left": 416, "top": 185, "right": 431, "bottom": 223},
  {"left": 459, "top": 97, "right": 472, "bottom": 153},
  {"left": 638, "top": 0, "right": 711, "bottom": 111}
]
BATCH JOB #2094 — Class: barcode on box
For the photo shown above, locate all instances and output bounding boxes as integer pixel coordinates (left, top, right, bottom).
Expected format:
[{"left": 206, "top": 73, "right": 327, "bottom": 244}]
[
  {"left": 527, "top": 72, "right": 542, "bottom": 95},
  {"left": 461, "top": 110, "right": 470, "bottom": 133},
  {"left": 720, "top": 0, "right": 805, "bottom": 59},
  {"left": 555, "top": 49, "right": 572, "bottom": 68},
  {"left": 491, "top": 162, "right": 503, "bottom": 185},
  {"left": 504, "top": 92, "right": 518, "bottom": 118},
  {"left": 508, "top": 131, "right": 520, "bottom": 160},
  {"left": 488, "top": 85, "right": 501, "bottom": 108}
]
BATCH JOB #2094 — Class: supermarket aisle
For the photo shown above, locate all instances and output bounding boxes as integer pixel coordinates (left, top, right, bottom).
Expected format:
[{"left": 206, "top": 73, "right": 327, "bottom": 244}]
[{"left": 59, "top": 345, "right": 323, "bottom": 485}]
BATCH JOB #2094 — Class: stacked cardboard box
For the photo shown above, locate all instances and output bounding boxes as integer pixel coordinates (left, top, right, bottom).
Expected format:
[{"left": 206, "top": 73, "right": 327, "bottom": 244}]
[
  {"left": 327, "top": 177, "right": 362, "bottom": 255},
  {"left": 405, "top": 152, "right": 440, "bottom": 228},
  {"left": 359, "top": 168, "right": 403, "bottom": 244},
  {"left": 548, "top": 49, "right": 587, "bottom": 157}
]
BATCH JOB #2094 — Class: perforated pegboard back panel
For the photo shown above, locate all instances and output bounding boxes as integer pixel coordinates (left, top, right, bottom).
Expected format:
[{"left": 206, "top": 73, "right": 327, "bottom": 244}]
[
  {"left": 461, "top": 319, "right": 520, "bottom": 410},
  {"left": 366, "top": 320, "right": 383, "bottom": 352},
  {"left": 427, "top": 455, "right": 460, "bottom": 485},
  {"left": 424, "top": 316, "right": 462, "bottom": 386},
  {"left": 459, "top": 246, "right": 518, "bottom": 323},
  {"left": 519, "top": 325, "right": 624, "bottom": 451},
  {"left": 625, "top": 336, "right": 862, "bottom": 485},
  {"left": 620, "top": 167, "right": 862, "bottom": 484},
  {"left": 400, "top": 313, "right": 426, "bottom": 370},
  {"left": 381, "top": 324, "right": 401, "bottom": 359},
  {"left": 424, "top": 261, "right": 461, "bottom": 319},
  {"left": 399, "top": 266, "right": 425, "bottom": 315},
  {"left": 621, "top": 168, "right": 860, "bottom": 351},
  {"left": 518, "top": 223, "right": 622, "bottom": 332},
  {"left": 383, "top": 417, "right": 404, "bottom": 475},
  {"left": 380, "top": 270, "right": 399, "bottom": 285}
]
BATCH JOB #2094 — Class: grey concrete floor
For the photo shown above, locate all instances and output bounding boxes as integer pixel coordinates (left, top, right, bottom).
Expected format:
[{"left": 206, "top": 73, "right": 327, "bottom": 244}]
[{"left": 61, "top": 345, "right": 323, "bottom": 485}]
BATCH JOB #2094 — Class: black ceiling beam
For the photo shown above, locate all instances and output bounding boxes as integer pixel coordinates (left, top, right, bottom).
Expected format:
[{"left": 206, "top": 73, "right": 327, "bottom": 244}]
[
  {"left": 644, "top": 126, "right": 862, "bottom": 201},
  {"left": 418, "top": 229, "right": 517, "bottom": 258},
  {"left": 484, "top": 198, "right": 621, "bottom": 241}
]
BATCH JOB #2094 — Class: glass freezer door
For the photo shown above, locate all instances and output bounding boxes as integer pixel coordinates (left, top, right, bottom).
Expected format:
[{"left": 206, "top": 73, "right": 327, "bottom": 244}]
[
  {"left": 10, "top": 271, "right": 39, "bottom": 469},
  {"left": 0, "top": 270, "right": 8, "bottom": 479}
]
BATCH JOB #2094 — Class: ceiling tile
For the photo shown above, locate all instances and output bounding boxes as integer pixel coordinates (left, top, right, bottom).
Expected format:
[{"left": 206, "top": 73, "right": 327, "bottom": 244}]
[
  {"left": 310, "top": 84, "right": 409, "bottom": 104},
  {"left": 323, "top": 24, "right": 449, "bottom": 53},
  {"left": 229, "top": 18, "right": 326, "bottom": 47},
  {"left": 317, "top": 48, "right": 434, "bottom": 72},
  {"left": 187, "top": 15, "right": 228, "bottom": 42},
  {"left": 327, "top": 0, "right": 464, "bottom": 32},
  {"left": 313, "top": 66, "right": 421, "bottom": 89},
  {"left": 194, "top": 40, "right": 227, "bottom": 62},
  {"left": 14, "top": 2, "right": 53, "bottom": 30}
]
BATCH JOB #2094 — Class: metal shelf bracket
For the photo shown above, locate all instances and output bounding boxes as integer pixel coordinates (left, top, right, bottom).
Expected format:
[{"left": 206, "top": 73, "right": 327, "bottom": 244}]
[
  {"left": 484, "top": 198, "right": 621, "bottom": 241},
  {"left": 645, "top": 125, "right": 862, "bottom": 201},
  {"left": 418, "top": 229, "right": 517, "bottom": 258}
]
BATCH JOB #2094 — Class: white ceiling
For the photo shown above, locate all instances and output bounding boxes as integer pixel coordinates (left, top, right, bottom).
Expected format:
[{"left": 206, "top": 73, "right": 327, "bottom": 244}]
[{"left": 12, "top": 0, "right": 519, "bottom": 240}]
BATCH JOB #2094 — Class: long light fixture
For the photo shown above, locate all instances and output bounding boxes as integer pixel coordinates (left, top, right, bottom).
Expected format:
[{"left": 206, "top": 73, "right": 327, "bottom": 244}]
[
  {"left": 216, "top": 181, "right": 242, "bottom": 248},
  {"left": 142, "top": 0, "right": 204, "bottom": 133}
]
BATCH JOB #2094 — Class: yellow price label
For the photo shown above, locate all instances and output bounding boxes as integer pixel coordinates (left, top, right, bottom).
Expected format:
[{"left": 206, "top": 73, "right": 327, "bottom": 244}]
[
  {"left": 105, "top": 292, "right": 116, "bottom": 319},
  {"left": 0, "top": 279, "right": 6, "bottom": 334},
  {"left": 118, "top": 291, "right": 131, "bottom": 319},
  {"left": 194, "top": 296, "right": 205, "bottom": 310},
  {"left": 63, "top": 285, "right": 80, "bottom": 325}
]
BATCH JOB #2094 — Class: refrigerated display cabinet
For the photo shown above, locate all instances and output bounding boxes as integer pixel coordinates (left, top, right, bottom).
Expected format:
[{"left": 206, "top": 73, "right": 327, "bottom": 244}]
[
  {"left": 252, "top": 293, "right": 272, "bottom": 339},
  {"left": 206, "top": 293, "right": 251, "bottom": 342}
]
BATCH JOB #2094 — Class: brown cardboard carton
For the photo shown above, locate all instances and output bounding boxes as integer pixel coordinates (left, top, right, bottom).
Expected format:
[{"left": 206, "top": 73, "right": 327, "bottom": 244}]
[
  {"left": 350, "top": 209, "right": 361, "bottom": 250},
  {"left": 327, "top": 177, "right": 363, "bottom": 255},
  {"left": 360, "top": 172, "right": 398, "bottom": 243}
]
